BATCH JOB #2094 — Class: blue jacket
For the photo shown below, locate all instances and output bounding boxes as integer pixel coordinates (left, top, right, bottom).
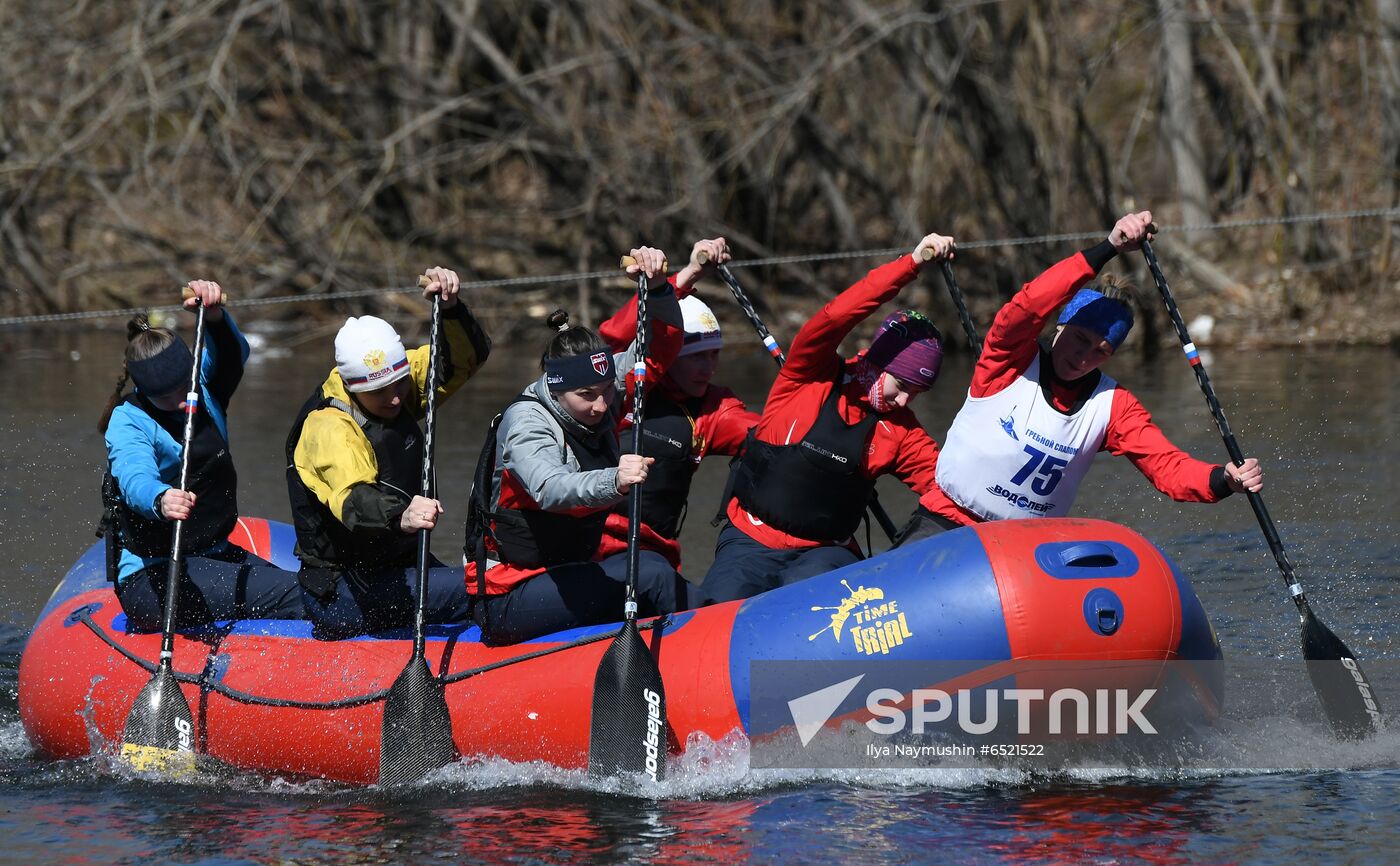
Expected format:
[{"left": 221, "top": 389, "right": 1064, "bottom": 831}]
[{"left": 104, "top": 313, "right": 250, "bottom": 582}]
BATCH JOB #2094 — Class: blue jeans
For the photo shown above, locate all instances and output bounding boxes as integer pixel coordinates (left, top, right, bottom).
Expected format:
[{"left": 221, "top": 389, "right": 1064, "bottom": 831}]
[
  {"left": 298, "top": 560, "right": 472, "bottom": 641},
  {"left": 474, "top": 551, "right": 687, "bottom": 646},
  {"left": 117, "top": 549, "right": 304, "bottom": 632},
  {"left": 696, "top": 522, "right": 861, "bottom": 605}
]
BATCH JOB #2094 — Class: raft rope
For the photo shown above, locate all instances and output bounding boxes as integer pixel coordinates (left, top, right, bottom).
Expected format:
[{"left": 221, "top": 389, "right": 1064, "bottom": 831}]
[
  {"left": 4, "top": 207, "right": 1397, "bottom": 327},
  {"left": 74, "top": 606, "right": 672, "bottom": 710}
]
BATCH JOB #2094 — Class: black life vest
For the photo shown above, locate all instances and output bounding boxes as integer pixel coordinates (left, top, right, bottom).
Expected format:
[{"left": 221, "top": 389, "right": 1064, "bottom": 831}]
[
  {"left": 731, "top": 383, "right": 879, "bottom": 541},
  {"left": 285, "top": 388, "right": 424, "bottom": 569},
  {"left": 619, "top": 392, "right": 699, "bottom": 539},
  {"left": 103, "top": 393, "right": 238, "bottom": 563},
  {"left": 466, "top": 393, "right": 624, "bottom": 574}
]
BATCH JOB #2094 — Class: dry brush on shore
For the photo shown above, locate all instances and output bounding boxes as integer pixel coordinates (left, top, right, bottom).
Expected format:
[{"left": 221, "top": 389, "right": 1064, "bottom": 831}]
[{"left": 1, "top": 0, "right": 1398, "bottom": 346}]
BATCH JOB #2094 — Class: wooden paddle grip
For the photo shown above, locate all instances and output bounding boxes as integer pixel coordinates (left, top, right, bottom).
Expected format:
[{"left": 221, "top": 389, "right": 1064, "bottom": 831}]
[
  {"left": 181, "top": 285, "right": 230, "bottom": 302},
  {"left": 619, "top": 255, "right": 670, "bottom": 272}
]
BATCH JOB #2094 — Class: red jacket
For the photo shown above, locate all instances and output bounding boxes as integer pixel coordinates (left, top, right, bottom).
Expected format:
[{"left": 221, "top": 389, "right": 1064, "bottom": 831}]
[
  {"left": 727, "top": 255, "right": 943, "bottom": 549},
  {"left": 919, "top": 246, "right": 1228, "bottom": 526},
  {"left": 598, "top": 283, "right": 760, "bottom": 462}
]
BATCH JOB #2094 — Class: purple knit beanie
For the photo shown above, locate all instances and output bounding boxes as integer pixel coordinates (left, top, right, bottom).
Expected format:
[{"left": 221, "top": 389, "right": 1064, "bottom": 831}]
[{"left": 866, "top": 310, "right": 943, "bottom": 392}]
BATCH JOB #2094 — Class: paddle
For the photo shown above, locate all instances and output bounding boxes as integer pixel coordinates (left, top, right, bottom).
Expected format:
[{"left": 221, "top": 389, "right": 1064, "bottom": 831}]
[
  {"left": 589, "top": 262, "right": 669, "bottom": 782},
  {"left": 918, "top": 248, "right": 982, "bottom": 356},
  {"left": 1140, "top": 233, "right": 1383, "bottom": 738},
  {"left": 378, "top": 278, "right": 455, "bottom": 785},
  {"left": 714, "top": 261, "right": 786, "bottom": 365},
  {"left": 715, "top": 260, "right": 902, "bottom": 543},
  {"left": 120, "top": 289, "right": 209, "bottom": 774}
]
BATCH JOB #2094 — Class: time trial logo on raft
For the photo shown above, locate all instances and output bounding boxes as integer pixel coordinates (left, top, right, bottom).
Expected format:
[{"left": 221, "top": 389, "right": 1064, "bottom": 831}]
[{"left": 810, "top": 579, "right": 913, "bottom": 656}]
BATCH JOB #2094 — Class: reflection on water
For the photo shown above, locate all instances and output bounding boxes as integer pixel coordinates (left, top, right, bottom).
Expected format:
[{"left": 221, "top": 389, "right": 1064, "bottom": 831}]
[
  {"left": 3, "top": 327, "right": 1400, "bottom": 864},
  {"left": 5, "top": 766, "right": 1395, "bottom": 866}
]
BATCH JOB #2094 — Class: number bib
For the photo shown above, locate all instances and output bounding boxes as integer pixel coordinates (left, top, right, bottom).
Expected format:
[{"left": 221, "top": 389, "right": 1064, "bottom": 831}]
[{"left": 935, "top": 353, "right": 1115, "bottom": 521}]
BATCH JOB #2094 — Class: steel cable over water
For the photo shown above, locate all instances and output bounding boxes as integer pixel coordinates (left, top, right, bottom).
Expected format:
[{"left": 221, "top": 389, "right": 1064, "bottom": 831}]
[{"left": 4, "top": 207, "right": 1397, "bottom": 327}]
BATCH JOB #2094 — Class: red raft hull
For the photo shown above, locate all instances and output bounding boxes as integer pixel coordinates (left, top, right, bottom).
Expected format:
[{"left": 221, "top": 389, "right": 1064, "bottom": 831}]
[{"left": 19, "top": 517, "right": 1222, "bottom": 784}]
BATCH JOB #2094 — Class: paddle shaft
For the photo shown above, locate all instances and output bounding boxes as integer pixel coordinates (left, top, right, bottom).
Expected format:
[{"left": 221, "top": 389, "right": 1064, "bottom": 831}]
[
  {"left": 716, "top": 264, "right": 786, "bottom": 364},
  {"left": 156, "top": 300, "right": 208, "bottom": 666},
  {"left": 411, "top": 292, "right": 443, "bottom": 660},
  {"left": 1139, "top": 239, "right": 1307, "bottom": 607},
  {"left": 939, "top": 260, "right": 982, "bottom": 356},
  {"left": 624, "top": 272, "right": 651, "bottom": 620},
  {"left": 714, "top": 263, "right": 899, "bottom": 542},
  {"left": 587, "top": 266, "right": 670, "bottom": 782}
]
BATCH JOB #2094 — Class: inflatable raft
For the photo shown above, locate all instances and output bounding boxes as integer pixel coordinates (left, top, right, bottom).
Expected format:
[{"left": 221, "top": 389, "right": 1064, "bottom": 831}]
[{"left": 19, "top": 517, "right": 1222, "bottom": 783}]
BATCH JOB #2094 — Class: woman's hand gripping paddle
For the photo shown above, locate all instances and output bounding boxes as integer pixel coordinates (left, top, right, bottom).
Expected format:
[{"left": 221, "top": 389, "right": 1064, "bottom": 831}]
[
  {"left": 589, "top": 259, "right": 669, "bottom": 783},
  {"left": 120, "top": 288, "right": 210, "bottom": 775},
  {"left": 1141, "top": 232, "right": 1382, "bottom": 738},
  {"left": 378, "top": 275, "right": 456, "bottom": 785}
]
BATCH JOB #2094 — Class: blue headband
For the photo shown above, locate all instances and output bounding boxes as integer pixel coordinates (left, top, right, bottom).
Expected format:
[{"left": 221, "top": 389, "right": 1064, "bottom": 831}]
[
  {"left": 544, "top": 350, "right": 614, "bottom": 391},
  {"left": 128, "top": 337, "right": 194, "bottom": 396},
  {"left": 1057, "top": 289, "right": 1133, "bottom": 350}
]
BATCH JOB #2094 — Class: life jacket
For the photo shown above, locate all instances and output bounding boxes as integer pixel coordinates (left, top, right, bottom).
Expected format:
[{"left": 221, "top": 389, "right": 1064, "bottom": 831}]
[
  {"left": 465, "top": 394, "right": 625, "bottom": 579},
  {"left": 936, "top": 351, "right": 1115, "bottom": 520},
  {"left": 101, "top": 393, "right": 238, "bottom": 567},
  {"left": 619, "top": 392, "right": 699, "bottom": 539},
  {"left": 731, "top": 382, "right": 879, "bottom": 541},
  {"left": 285, "top": 389, "right": 424, "bottom": 569}
]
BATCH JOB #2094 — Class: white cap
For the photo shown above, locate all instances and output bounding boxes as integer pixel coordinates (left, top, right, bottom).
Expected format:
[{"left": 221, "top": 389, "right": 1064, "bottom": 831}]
[
  {"left": 335, "top": 316, "right": 410, "bottom": 393},
  {"left": 677, "top": 295, "right": 723, "bottom": 358}
]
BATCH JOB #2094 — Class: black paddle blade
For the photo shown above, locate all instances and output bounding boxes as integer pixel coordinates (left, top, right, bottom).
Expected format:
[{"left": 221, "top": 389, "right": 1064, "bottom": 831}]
[
  {"left": 120, "top": 666, "right": 196, "bottom": 776},
  {"left": 379, "top": 656, "right": 456, "bottom": 786},
  {"left": 589, "top": 621, "right": 668, "bottom": 782},
  {"left": 1301, "top": 606, "right": 1383, "bottom": 739}
]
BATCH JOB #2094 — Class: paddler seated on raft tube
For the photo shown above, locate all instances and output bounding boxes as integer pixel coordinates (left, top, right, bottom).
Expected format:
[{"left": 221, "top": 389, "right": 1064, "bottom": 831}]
[
  {"left": 464, "top": 246, "right": 689, "bottom": 646},
  {"left": 99, "top": 281, "right": 304, "bottom": 631},
  {"left": 896, "top": 210, "right": 1264, "bottom": 546},
  {"left": 287, "top": 267, "right": 491, "bottom": 640},
  {"left": 596, "top": 236, "right": 761, "bottom": 548},
  {"left": 693, "top": 232, "right": 956, "bottom": 606}
]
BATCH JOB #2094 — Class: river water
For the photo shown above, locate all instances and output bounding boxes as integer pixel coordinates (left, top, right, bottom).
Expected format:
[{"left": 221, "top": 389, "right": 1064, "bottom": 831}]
[{"left": 2, "top": 320, "right": 1398, "bottom": 865}]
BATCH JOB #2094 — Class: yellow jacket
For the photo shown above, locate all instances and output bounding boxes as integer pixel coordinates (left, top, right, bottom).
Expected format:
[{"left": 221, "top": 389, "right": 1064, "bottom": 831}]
[{"left": 293, "top": 304, "right": 489, "bottom": 533}]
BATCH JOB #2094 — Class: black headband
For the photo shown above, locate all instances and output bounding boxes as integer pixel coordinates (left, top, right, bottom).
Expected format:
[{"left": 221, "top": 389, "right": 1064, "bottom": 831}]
[
  {"left": 544, "top": 351, "right": 614, "bottom": 391},
  {"left": 129, "top": 337, "right": 194, "bottom": 396}
]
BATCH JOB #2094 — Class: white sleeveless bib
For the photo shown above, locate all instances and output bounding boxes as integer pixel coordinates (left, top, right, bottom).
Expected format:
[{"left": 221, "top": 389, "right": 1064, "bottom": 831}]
[{"left": 935, "top": 354, "right": 1116, "bottom": 520}]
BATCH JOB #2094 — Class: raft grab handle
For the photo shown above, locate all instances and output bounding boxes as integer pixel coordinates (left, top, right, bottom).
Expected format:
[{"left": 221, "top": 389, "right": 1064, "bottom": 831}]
[{"left": 1033, "top": 541, "right": 1141, "bottom": 580}]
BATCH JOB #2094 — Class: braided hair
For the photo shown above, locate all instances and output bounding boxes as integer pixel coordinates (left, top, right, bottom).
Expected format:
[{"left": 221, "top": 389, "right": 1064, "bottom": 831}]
[{"left": 98, "top": 314, "right": 177, "bottom": 433}]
